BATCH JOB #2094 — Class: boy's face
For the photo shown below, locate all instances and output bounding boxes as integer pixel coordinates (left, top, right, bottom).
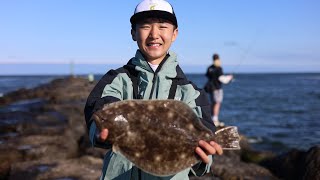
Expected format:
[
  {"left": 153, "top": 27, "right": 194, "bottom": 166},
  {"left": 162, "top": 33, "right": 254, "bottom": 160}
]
[{"left": 131, "top": 18, "right": 178, "bottom": 64}]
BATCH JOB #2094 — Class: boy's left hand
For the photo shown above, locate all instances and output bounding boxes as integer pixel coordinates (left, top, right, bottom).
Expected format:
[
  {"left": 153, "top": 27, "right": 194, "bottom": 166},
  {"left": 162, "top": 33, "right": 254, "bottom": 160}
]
[{"left": 195, "top": 140, "right": 223, "bottom": 164}]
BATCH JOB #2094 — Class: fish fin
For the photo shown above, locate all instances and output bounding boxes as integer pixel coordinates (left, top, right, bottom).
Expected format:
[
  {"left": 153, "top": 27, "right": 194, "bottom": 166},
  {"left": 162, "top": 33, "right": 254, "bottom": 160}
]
[{"left": 214, "top": 126, "right": 241, "bottom": 150}]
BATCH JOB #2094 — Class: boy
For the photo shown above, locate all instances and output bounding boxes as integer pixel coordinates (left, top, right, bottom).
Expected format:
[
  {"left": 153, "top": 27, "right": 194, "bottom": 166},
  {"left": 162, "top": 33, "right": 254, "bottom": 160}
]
[{"left": 84, "top": 0, "right": 223, "bottom": 179}]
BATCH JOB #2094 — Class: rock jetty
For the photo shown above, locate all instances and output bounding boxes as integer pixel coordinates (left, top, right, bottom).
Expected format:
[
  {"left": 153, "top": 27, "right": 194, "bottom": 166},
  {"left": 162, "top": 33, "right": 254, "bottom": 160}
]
[{"left": 0, "top": 77, "right": 319, "bottom": 180}]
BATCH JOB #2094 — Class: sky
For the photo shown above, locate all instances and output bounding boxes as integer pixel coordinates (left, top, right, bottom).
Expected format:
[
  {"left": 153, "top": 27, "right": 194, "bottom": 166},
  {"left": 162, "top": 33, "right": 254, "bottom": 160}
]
[{"left": 0, "top": 0, "right": 319, "bottom": 75}]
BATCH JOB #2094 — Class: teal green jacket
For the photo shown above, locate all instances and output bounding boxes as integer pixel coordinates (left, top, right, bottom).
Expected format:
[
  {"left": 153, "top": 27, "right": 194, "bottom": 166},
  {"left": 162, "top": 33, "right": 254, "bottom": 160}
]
[{"left": 84, "top": 50, "right": 216, "bottom": 180}]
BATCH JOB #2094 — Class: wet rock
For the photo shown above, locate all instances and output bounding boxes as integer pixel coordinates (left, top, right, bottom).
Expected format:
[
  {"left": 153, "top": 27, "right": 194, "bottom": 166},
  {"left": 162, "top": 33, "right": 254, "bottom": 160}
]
[
  {"left": 0, "top": 77, "right": 94, "bottom": 106},
  {"left": 3, "top": 134, "right": 78, "bottom": 162},
  {"left": 9, "top": 156, "right": 103, "bottom": 180},
  {"left": 0, "top": 149, "right": 23, "bottom": 179},
  {"left": 303, "top": 146, "right": 320, "bottom": 179},
  {"left": 261, "top": 146, "right": 320, "bottom": 180},
  {"left": 211, "top": 153, "right": 278, "bottom": 179}
]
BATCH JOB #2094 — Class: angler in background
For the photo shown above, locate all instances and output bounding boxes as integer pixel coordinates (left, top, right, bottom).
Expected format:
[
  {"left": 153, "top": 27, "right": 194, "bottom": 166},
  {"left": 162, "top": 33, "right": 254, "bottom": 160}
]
[{"left": 204, "top": 53, "right": 233, "bottom": 127}]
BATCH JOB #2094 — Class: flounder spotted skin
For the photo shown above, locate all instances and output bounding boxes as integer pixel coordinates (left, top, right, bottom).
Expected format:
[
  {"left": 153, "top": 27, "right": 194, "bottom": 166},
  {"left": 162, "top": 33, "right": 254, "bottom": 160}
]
[{"left": 92, "top": 99, "right": 240, "bottom": 176}]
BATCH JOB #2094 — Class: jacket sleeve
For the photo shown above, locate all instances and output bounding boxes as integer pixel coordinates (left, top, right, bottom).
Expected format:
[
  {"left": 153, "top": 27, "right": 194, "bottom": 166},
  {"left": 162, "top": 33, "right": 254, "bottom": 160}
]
[
  {"left": 189, "top": 88, "right": 215, "bottom": 176},
  {"left": 190, "top": 155, "right": 213, "bottom": 176},
  {"left": 218, "top": 67, "right": 223, "bottom": 76},
  {"left": 84, "top": 70, "right": 122, "bottom": 148},
  {"left": 205, "top": 67, "right": 210, "bottom": 78},
  {"left": 84, "top": 70, "right": 121, "bottom": 129},
  {"left": 196, "top": 89, "right": 216, "bottom": 132}
]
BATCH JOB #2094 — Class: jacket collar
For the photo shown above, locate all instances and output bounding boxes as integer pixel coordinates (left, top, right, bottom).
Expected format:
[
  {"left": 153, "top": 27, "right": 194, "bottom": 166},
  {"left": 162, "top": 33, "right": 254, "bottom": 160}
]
[{"left": 131, "top": 50, "right": 183, "bottom": 79}]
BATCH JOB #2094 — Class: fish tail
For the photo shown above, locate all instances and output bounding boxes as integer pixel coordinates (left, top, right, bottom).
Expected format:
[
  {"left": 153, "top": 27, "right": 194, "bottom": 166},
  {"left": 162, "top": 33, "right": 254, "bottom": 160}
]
[{"left": 214, "top": 126, "right": 241, "bottom": 150}]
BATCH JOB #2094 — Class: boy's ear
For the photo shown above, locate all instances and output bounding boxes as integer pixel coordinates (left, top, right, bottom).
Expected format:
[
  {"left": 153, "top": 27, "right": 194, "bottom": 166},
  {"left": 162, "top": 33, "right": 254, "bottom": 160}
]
[
  {"left": 171, "top": 28, "right": 178, "bottom": 42},
  {"left": 131, "top": 29, "right": 137, "bottom": 41}
]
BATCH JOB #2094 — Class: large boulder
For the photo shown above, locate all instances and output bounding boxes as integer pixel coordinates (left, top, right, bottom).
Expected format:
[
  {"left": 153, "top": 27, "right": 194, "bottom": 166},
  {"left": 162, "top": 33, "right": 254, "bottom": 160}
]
[{"left": 261, "top": 146, "right": 320, "bottom": 180}]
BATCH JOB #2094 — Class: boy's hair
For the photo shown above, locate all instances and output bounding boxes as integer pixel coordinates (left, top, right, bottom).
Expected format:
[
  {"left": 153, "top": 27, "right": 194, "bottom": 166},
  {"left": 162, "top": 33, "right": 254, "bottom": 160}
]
[
  {"left": 130, "top": 0, "right": 178, "bottom": 30},
  {"left": 213, "top": 54, "right": 220, "bottom": 61}
]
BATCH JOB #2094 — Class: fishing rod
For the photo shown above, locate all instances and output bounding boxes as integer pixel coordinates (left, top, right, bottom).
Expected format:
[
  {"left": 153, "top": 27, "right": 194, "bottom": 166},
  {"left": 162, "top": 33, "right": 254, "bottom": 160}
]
[{"left": 225, "top": 29, "right": 261, "bottom": 75}]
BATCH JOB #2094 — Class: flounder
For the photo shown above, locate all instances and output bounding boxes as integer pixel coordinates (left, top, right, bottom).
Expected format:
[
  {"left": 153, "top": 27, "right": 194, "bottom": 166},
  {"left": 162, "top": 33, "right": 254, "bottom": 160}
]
[{"left": 92, "top": 99, "right": 240, "bottom": 176}]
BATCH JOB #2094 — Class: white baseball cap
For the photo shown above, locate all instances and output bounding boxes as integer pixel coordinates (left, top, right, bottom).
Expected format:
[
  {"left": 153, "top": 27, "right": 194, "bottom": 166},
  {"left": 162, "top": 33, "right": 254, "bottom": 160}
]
[{"left": 130, "top": 0, "right": 178, "bottom": 27}]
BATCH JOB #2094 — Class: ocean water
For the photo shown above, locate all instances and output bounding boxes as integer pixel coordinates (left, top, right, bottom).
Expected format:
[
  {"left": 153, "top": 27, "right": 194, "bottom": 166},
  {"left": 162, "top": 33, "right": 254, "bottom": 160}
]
[
  {"left": 1, "top": 73, "right": 319, "bottom": 153},
  {"left": 187, "top": 73, "right": 320, "bottom": 153},
  {"left": 0, "top": 75, "right": 63, "bottom": 96}
]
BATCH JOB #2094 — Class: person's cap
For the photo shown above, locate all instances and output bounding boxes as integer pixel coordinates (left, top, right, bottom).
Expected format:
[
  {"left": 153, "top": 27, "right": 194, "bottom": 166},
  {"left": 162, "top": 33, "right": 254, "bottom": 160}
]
[{"left": 130, "top": 0, "right": 178, "bottom": 27}]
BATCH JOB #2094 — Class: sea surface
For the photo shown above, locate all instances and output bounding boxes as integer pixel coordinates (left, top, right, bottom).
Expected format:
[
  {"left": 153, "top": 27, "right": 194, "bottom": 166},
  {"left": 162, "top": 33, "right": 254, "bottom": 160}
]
[{"left": 1, "top": 73, "right": 319, "bottom": 153}]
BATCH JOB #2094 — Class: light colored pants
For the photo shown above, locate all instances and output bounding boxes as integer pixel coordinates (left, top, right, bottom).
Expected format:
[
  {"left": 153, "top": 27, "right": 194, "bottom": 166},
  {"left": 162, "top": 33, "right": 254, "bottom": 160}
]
[{"left": 212, "top": 89, "right": 223, "bottom": 103}]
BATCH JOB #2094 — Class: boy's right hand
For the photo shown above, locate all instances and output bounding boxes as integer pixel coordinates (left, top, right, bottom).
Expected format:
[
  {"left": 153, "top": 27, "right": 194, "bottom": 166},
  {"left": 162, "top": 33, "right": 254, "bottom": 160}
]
[{"left": 97, "top": 128, "right": 109, "bottom": 142}]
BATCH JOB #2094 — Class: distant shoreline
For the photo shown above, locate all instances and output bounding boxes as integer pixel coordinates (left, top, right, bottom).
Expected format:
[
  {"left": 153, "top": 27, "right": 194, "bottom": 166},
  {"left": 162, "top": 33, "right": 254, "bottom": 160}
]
[
  {"left": 0, "top": 63, "right": 319, "bottom": 75},
  {"left": 0, "top": 71, "right": 320, "bottom": 76}
]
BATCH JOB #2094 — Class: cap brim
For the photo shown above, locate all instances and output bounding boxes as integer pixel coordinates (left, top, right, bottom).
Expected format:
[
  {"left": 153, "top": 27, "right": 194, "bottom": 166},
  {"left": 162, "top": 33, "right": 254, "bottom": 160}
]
[{"left": 130, "top": 10, "right": 178, "bottom": 27}]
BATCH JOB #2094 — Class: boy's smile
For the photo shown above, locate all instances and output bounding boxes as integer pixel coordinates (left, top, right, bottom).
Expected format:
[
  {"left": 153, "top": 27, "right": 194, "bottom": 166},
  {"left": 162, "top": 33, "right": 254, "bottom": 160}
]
[{"left": 131, "top": 18, "right": 178, "bottom": 65}]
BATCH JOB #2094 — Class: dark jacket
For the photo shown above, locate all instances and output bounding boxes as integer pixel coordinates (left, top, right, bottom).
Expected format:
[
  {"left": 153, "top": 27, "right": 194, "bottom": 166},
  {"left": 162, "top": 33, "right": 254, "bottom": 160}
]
[{"left": 205, "top": 65, "right": 223, "bottom": 90}]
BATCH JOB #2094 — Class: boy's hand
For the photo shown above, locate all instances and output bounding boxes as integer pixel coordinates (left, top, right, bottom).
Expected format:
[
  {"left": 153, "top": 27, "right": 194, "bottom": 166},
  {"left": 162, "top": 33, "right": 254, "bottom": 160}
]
[{"left": 195, "top": 140, "right": 223, "bottom": 164}]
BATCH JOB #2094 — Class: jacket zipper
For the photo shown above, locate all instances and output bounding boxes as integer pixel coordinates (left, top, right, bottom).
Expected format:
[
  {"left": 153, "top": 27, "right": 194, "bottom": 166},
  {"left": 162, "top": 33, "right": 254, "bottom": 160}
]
[
  {"left": 148, "top": 54, "right": 170, "bottom": 99},
  {"left": 148, "top": 70, "right": 158, "bottom": 99}
]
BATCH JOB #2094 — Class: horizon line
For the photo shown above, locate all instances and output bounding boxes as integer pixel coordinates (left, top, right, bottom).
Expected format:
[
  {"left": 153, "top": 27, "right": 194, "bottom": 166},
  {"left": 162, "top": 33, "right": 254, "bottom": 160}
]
[{"left": 1, "top": 71, "right": 320, "bottom": 76}]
